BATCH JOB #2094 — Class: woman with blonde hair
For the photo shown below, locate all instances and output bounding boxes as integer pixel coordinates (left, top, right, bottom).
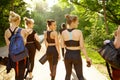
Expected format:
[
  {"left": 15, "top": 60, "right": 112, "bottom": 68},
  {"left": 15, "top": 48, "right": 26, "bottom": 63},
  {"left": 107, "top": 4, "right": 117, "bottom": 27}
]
[
  {"left": 24, "top": 17, "right": 40, "bottom": 79},
  {"left": 44, "top": 19, "right": 60, "bottom": 80},
  {"left": 61, "top": 14, "right": 92, "bottom": 80},
  {"left": 4, "top": 11, "right": 28, "bottom": 80}
]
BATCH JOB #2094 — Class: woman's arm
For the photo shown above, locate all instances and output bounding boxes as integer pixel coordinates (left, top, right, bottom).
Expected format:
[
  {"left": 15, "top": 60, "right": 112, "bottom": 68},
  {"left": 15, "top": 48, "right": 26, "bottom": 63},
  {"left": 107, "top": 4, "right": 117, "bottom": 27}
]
[
  {"left": 4, "top": 30, "right": 10, "bottom": 46},
  {"left": 79, "top": 31, "right": 91, "bottom": 66},
  {"left": 79, "top": 31, "right": 88, "bottom": 59},
  {"left": 61, "top": 33, "right": 65, "bottom": 57},
  {"left": 34, "top": 33, "right": 40, "bottom": 42},
  {"left": 114, "top": 25, "right": 120, "bottom": 48},
  {"left": 44, "top": 32, "right": 48, "bottom": 48},
  {"left": 21, "top": 29, "right": 29, "bottom": 45},
  {"left": 54, "top": 31, "right": 60, "bottom": 60}
]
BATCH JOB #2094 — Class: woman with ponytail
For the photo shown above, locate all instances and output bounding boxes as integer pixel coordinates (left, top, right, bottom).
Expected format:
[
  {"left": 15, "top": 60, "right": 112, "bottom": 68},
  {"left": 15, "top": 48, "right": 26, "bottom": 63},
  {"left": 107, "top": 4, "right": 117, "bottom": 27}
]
[
  {"left": 4, "top": 11, "right": 28, "bottom": 80},
  {"left": 44, "top": 19, "right": 60, "bottom": 80},
  {"left": 61, "top": 14, "right": 92, "bottom": 80},
  {"left": 24, "top": 17, "right": 40, "bottom": 79}
]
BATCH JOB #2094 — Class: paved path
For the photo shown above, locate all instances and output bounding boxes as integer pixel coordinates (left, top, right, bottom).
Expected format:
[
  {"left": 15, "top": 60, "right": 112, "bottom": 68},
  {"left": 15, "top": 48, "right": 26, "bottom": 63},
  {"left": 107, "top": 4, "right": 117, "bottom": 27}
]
[
  {"left": 0, "top": 42, "right": 108, "bottom": 80},
  {"left": 32, "top": 43, "right": 108, "bottom": 80},
  {"left": 0, "top": 46, "right": 8, "bottom": 57}
]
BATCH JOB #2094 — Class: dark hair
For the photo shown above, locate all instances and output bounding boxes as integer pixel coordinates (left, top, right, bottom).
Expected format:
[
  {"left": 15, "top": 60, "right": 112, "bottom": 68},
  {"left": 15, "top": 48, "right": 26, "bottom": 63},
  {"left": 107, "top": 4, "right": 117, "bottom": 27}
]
[
  {"left": 65, "top": 14, "right": 78, "bottom": 25},
  {"left": 47, "top": 19, "right": 55, "bottom": 27},
  {"left": 61, "top": 23, "right": 66, "bottom": 29}
]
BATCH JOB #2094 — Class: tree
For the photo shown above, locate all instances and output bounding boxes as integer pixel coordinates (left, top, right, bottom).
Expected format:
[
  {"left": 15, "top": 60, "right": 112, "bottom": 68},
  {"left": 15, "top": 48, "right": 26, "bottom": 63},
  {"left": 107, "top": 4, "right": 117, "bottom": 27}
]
[
  {"left": 47, "top": 5, "right": 74, "bottom": 31},
  {"left": 0, "top": 0, "right": 30, "bottom": 46},
  {"left": 31, "top": 0, "right": 74, "bottom": 34},
  {"left": 59, "top": 0, "right": 118, "bottom": 47},
  {"left": 69, "top": 0, "right": 120, "bottom": 24},
  {"left": 30, "top": 0, "right": 49, "bottom": 34}
]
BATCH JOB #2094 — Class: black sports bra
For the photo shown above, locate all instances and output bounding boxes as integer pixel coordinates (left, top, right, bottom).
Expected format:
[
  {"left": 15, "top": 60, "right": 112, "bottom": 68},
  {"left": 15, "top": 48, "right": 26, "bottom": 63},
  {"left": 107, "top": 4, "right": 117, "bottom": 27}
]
[
  {"left": 65, "top": 40, "right": 79, "bottom": 47},
  {"left": 64, "top": 29, "right": 80, "bottom": 47},
  {"left": 46, "top": 31, "right": 55, "bottom": 43},
  {"left": 8, "top": 27, "right": 18, "bottom": 41}
]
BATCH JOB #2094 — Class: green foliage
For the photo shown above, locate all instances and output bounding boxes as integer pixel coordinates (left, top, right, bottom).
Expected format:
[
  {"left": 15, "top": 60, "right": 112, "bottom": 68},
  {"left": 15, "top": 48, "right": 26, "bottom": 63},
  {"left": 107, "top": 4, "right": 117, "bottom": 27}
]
[
  {"left": 59, "top": 0, "right": 119, "bottom": 48},
  {"left": 86, "top": 47, "right": 105, "bottom": 64},
  {"left": 81, "top": 44, "right": 105, "bottom": 65},
  {"left": 0, "top": 0, "right": 30, "bottom": 46},
  {"left": 31, "top": 1, "right": 74, "bottom": 34},
  {"left": 86, "top": 25, "right": 112, "bottom": 47},
  {"left": 31, "top": 12, "right": 46, "bottom": 34},
  {"left": 69, "top": 0, "right": 120, "bottom": 25},
  {"left": 48, "top": 5, "right": 74, "bottom": 30}
]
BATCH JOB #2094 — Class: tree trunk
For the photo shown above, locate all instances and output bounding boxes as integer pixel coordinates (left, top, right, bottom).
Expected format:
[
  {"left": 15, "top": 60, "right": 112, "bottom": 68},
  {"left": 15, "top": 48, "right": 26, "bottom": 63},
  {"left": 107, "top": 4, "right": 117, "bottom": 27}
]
[
  {"left": 11, "top": 0, "right": 14, "bottom": 11},
  {"left": 102, "top": 0, "right": 108, "bottom": 34}
]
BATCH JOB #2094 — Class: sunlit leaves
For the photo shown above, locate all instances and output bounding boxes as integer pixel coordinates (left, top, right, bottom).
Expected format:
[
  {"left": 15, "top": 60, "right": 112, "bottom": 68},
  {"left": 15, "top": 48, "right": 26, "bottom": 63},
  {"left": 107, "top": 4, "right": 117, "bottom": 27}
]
[{"left": 0, "top": 0, "right": 30, "bottom": 45}]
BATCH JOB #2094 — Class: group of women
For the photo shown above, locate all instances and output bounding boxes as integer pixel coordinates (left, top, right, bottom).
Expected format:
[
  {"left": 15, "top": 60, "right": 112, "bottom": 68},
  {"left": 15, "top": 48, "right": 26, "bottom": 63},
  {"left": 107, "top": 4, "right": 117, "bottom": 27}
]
[
  {"left": 4, "top": 11, "right": 92, "bottom": 80},
  {"left": 44, "top": 14, "right": 92, "bottom": 80},
  {"left": 4, "top": 11, "right": 40, "bottom": 80},
  {"left": 8, "top": 11, "right": 120, "bottom": 80}
]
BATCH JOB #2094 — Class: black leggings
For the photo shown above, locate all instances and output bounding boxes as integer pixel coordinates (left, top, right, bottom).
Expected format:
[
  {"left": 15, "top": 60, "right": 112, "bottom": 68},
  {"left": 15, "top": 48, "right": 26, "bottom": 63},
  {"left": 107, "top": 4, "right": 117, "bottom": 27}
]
[
  {"left": 64, "top": 49, "right": 84, "bottom": 80},
  {"left": 26, "top": 43, "right": 36, "bottom": 72},
  {"left": 47, "top": 55, "right": 57, "bottom": 77},
  {"left": 14, "top": 59, "right": 26, "bottom": 80},
  {"left": 46, "top": 46, "right": 58, "bottom": 79}
]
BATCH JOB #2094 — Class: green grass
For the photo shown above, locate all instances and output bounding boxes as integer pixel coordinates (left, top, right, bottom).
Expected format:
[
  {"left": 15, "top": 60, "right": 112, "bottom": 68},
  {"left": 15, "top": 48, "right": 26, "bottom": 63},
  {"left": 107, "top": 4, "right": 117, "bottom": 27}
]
[
  {"left": 82, "top": 44, "right": 105, "bottom": 65},
  {"left": 82, "top": 44, "right": 111, "bottom": 79},
  {"left": 87, "top": 48, "right": 105, "bottom": 64}
]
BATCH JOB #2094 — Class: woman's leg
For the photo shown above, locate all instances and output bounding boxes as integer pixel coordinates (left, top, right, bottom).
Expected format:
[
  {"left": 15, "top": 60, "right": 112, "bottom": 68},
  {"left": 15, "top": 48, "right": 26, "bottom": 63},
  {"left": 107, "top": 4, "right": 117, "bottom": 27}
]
[
  {"left": 48, "top": 55, "right": 58, "bottom": 80},
  {"left": 51, "top": 65, "right": 57, "bottom": 80},
  {"left": 15, "top": 59, "right": 26, "bottom": 80},
  {"left": 29, "top": 53, "right": 35, "bottom": 78},
  {"left": 28, "top": 46, "right": 36, "bottom": 78},
  {"left": 29, "top": 49, "right": 36, "bottom": 72},
  {"left": 64, "top": 59, "right": 72, "bottom": 80},
  {"left": 73, "top": 60, "right": 84, "bottom": 80}
]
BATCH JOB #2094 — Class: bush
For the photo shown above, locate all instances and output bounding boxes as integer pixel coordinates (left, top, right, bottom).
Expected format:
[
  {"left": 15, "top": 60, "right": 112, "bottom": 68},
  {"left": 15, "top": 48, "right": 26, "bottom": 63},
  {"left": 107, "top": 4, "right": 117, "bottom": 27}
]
[
  {"left": 82, "top": 44, "right": 105, "bottom": 65},
  {"left": 85, "top": 25, "right": 112, "bottom": 48}
]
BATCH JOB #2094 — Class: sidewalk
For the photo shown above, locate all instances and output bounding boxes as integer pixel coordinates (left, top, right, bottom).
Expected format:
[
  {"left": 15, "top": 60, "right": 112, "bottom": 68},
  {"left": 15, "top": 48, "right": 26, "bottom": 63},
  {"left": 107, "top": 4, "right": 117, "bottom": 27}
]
[
  {"left": 32, "top": 43, "right": 108, "bottom": 80},
  {"left": 0, "top": 46, "right": 8, "bottom": 57},
  {"left": 0, "top": 43, "right": 108, "bottom": 80}
]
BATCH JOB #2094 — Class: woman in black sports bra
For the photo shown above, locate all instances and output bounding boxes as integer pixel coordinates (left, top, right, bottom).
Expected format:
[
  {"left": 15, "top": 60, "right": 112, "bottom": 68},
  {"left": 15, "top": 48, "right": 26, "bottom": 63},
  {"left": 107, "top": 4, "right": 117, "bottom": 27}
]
[
  {"left": 4, "top": 11, "right": 28, "bottom": 80},
  {"left": 24, "top": 17, "right": 40, "bottom": 79},
  {"left": 44, "top": 19, "right": 60, "bottom": 80},
  {"left": 61, "top": 14, "right": 92, "bottom": 80}
]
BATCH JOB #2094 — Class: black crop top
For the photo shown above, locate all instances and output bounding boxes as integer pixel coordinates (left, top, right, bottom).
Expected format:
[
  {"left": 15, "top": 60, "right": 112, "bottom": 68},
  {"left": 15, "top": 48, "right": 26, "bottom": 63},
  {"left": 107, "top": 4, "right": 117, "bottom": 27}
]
[
  {"left": 27, "top": 30, "right": 36, "bottom": 42},
  {"left": 46, "top": 31, "right": 55, "bottom": 43},
  {"left": 65, "top": 40, "right": 79, "bottom": 47},
  {"left": 64, "top": 29, "right": 80, "bottom": 47}
]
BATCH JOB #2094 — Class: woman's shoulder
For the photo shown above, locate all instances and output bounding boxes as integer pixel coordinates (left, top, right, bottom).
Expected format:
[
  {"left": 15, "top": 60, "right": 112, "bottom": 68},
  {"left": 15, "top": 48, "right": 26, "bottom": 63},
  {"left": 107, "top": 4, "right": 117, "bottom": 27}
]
[
  {"left": 74, "top": 29, "right": 82, "bottom": 33},
  {"left": 52, "top": 31, "right": 58, "bottom": 35},
  {"left": 21, "top": 28, "right": 26, "bottom": 33},
  {"left": 5, "top": 28, "right": 10, "bottom": 33},
  {"left": 20, "top": 28, "right": 29, "bottom": 36},
  {"left": 4, "top": 28, "right": 11, "bottom": 37},
  {"left": 61, "top": 29, "right": 67, "bottom": 33}
]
